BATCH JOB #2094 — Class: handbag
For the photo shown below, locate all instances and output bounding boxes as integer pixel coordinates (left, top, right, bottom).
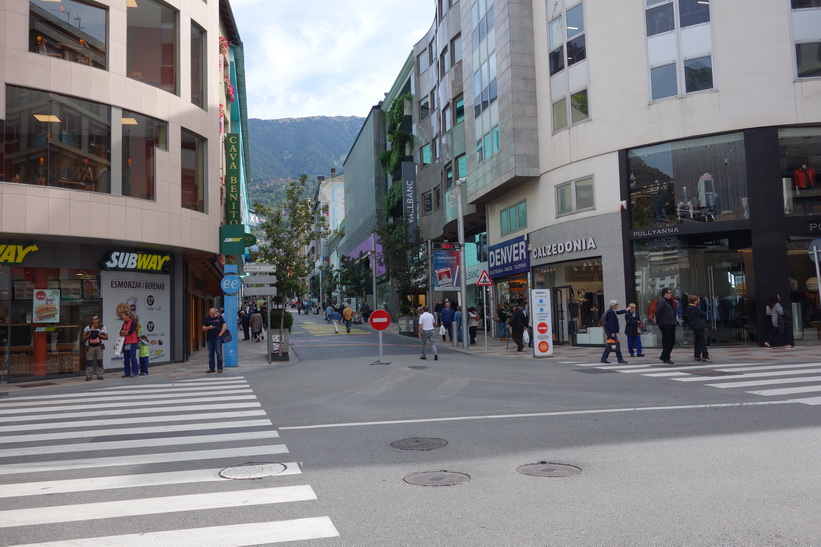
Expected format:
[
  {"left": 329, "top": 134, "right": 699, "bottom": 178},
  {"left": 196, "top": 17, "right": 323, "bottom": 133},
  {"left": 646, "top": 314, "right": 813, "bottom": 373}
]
[
  {"left": 221, "top": 330, "right": 233, "bottom": 343},
  {"left": 112, "top": 336, "right": 125, "bottom": 355},
  {"left": 607, "top": 338, "right": 619, "bottom": 351}
]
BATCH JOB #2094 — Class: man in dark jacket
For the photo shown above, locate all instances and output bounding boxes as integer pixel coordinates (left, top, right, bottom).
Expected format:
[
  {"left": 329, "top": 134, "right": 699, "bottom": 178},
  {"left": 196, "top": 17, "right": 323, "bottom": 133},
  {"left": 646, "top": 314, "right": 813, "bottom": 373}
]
[
  {"left": 509, "top": 302, "right": 527, "bottom": 352},
  {"left": 600, "top": 300, "right": 628, "bottom": 364},
  {"left": 655, "top": 287, "right": 677, "bottom": 364},
  {"left": 439, "top": 301, "right": 455, "bottom": 342}
]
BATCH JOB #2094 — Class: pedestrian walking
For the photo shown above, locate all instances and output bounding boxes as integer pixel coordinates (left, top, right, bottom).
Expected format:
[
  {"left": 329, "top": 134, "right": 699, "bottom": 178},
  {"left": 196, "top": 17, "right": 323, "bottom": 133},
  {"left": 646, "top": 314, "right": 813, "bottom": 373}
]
[
  {"left": 655, "top": 287, "right": 677, "bottom": 364},
  {"left": 82, "top": 315, "right": 108, "bottom": 381},
  {"left": 331, "top": 308, "right": 341, "bottom": 333},
  {"left": 765, "top": 293, "right": 794, "bottom": 348},
  {"left": 624, "top": 303, "right": 645, "bottom": 357},
  {"left": 684, "top": 294, "right": 711, "bottom": 362},
  {"left": 509, "top": 301, "right": 527, "bottom": 351},
  {"left": 600, "top": 300, "right": 628, "bottom": 364},
  {"left": 418, "top": 305, "right": 438, "bottom": 360},
  {"left": 342, "top": 304, "right": 354, "bottom": 333},
  {"left": 496, "top": 304, "right": 508, "bottom": 340},
  {"left": 239, "top": 309, "right": 250, "bottom": 340},
  {"left": 249, "top": 307, "right": 263, "bottom": 342},
  {"left": 202, "top": 307, "right": 226, "bottom": 373},
  {"left": 439, "top": 301, "right": 455, "bottom": 342},
  {"left": 467, "top": 306, "right": 480, "bottom": 344}
]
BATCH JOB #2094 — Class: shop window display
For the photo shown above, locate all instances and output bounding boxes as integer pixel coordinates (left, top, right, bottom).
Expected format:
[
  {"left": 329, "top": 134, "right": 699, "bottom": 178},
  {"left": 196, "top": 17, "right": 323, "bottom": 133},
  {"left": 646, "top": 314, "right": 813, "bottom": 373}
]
[
  {"left": 786, "top": 237, "right": 821, "bottom": 344},
  {"left": 0, "top": 267, "right": 102, "bottom": 379},
  {"left": 779, "top": 127, "right": 821, "bottom": 217},
  {"left": 628, "top": 132, "right": 748, "bottom": 230}
]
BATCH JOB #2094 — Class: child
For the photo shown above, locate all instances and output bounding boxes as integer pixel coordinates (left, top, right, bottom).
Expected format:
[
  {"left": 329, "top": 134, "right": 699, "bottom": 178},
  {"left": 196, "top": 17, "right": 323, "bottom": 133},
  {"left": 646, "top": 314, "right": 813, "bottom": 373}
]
[{"left": 138, "top": 333, "right": 150, "bottom": 375}]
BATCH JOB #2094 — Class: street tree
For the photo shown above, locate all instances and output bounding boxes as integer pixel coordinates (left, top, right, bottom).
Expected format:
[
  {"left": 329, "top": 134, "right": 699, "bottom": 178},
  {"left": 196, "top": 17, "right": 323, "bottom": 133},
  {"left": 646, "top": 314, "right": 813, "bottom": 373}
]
[
  {"left": 374, "top": 215, "right": 427, "bottom": 317},
  {"left": 338, "top": 253, "right": 369, "bottom": 303},
  {"left": 252, "top": 174, "right": 330, "bottom": 354}
]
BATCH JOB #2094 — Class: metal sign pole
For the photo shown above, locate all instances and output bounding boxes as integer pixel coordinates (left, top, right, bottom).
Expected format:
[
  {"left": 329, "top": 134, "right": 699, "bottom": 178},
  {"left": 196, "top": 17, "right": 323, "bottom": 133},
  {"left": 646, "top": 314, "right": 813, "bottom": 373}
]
[
  {"left": 484, "top": 286, "right": 489, "bottom": 352},
  {"left": 378, "top": 330, "right": 384, "bottom": 363},
  {"left": 266, "top": 295, "right": 271, "bottom": 364}
]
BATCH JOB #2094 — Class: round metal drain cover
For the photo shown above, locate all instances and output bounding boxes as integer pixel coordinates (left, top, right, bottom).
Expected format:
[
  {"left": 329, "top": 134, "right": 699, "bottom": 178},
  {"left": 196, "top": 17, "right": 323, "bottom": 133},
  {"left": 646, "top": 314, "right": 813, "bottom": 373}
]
[
  {"left": 219, "top": 462, "right": 287, "bottom": 480},
  {"left": 403, "top": 471, "right": 470, "bottom": 486},
  {"left": 516, "top": 462, "right": 582, "bottom": 477},
  {"left": 391, "top": 437, "right": 448, "bottom": 451}
]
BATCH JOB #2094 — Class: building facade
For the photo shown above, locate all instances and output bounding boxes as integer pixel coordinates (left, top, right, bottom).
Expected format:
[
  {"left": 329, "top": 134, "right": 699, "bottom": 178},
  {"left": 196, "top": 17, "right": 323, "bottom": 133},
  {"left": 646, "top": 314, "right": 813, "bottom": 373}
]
[{"left": 0, "top": 0, "right": 249, "bottom": 381}]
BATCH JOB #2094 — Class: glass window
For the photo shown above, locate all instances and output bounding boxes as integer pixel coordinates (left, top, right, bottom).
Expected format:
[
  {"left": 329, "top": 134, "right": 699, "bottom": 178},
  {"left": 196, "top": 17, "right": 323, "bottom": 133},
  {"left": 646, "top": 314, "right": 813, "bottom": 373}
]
[
  {"left": 423, "top": 191, "right": 433, "bottom": 214},
  {"left": 434, "top": 185, "right": 442, "bottom": 210},
  {"left": 793, "top": 0, "right": 821, "bottom": 6},
  {"left": 441, "top": 46, "right": 450, "bottom": 76},
  {"left": 566, "top": 4, "right": 585, "bottom": 39},
  {"left": 679, "top": 0, "right": 710, "bottom": 27},
  {"left": 548, "top": 16, "right": 563, "bottom": 51},
  {"left": 628, "top": 132, "right": 748, "bottom": 229},
  {"left": 476, "top": 138, "right": 484, "bottom": 163},
  {"left": 127, "top": 0, "right": 178, "bottom": 94},
  {"left": 500, "top": 208, "right": 510, "bottom": 235},
  {"left": 446, "top": 164, "right": 453, "bottom": 189},
  {"left": 190, "top": 23, "right": 206, "bottom": 109},
  {"left": 418, "top": 50, "right": 429, "bottom": 73},
  {"left": 575, "top": 177, "right": 595, "bottom": 210},
  {"left": 181, "top": 128, "right": 205, "bottom": 212},
  {"left": 492, "top": 126, "right": 500, "bottom": 154},
  {"left": 779, "top": 127, "right": 821, "bottom": 217},
  {"left": 4, "top": 86, "right": 111, "bottom": 193},
  {"left": 567, "top": 34, "right": 586, "bottom": 66},
  {"left": 457, "top": 154, "right": 466, "bottom": 178},
  {"left": 651, "top": 63, "right": 677, "bottom": 100},
  {"left": 483, "top": 133, "right": 492, "bottom": 159},
  {"left": 421, "top": 144, "right": 432, "bottom": 165},
  {"left": 553, "top": 98, "right": 568, "bottom": 131},
  {"left": 122, "top": 110, "right": 166, "bottom": 200},
  {"left": 570, "top": 90, "right": 589, "bottom": 123},
  {"left": 30, "top": 0, "right": 107, "bottom": 69},
  {"left": 455, "top": 96, "right": 465, "bottom": 123},
  {"left": 646, "top": 3, "right": 674, "bottom": 37},
  {"left": 796, "top": 43, "right": 821, "bottom": 78},
  {"left": 684, "top": 56, "right": 714, "bottom": 92},
  {"left": 557, "top": 183, "right": 573, "bottom": 216},
  {"left": 443, "top": 104, "right": 452, "bottom": 131},
  {"left": 451, "top": 34, "right": 462, "bottom": 64},
  {"left": 518, "top": 201, "right": 527, "bottom": 228},
  {"left": 419, "top": 97, "right": 430, "bottom": 120},
  {"left": 509, "top": 205, "right": 519, "bottom": 232}
]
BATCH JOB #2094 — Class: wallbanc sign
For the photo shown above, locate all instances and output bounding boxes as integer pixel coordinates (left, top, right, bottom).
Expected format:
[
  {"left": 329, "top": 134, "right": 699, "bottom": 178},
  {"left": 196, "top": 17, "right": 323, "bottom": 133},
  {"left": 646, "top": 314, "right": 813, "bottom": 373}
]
[{"left": 102, "top": 251, "right": 171, "bottom": 273}]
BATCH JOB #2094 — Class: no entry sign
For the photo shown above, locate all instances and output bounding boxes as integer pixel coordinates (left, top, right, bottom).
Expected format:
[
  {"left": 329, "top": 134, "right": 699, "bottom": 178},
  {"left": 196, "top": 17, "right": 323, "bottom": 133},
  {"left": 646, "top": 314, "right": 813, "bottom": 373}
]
[{"left": 369, "top": 309, "right": 391, "bottom": 331}]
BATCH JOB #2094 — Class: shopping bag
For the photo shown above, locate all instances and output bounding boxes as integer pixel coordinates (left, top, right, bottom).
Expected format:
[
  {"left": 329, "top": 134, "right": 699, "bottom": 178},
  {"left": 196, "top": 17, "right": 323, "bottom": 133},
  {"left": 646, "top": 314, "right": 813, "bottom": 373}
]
[
  {"left": 112, "top": 336, "right": 125, "bottom": 355},
  {"left": 522, "top": 329, "right": 530, "bottom": 345},
  {"left": 607, "top": 338, "right": 619, "bottom": 351},
  {"left": 439, "top": 324, "right": 446, "bottom": 336}
]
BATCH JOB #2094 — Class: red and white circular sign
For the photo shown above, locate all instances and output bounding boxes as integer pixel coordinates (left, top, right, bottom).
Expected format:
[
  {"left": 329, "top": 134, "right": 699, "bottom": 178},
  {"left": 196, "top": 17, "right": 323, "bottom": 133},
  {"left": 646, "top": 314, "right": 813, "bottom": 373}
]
[
  {"left": 35, "top": 290, "right": 47, "bottom": 301},
  {"left": 369, "top": 309, "right": 391, "bottom": 331},
  {"left": 537, "top": 322, "right": 548, "bottom": 335},
  {"left": 538, "top": 341, "right": 550, "bottom": 353}
]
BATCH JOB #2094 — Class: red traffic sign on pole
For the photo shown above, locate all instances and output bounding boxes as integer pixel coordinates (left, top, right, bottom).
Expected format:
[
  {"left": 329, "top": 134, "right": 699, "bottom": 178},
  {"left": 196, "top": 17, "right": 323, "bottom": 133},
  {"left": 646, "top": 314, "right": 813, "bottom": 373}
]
[
  {"left": 476, "top": 269, "right": 493, "bottom": 286},
  {"left": 369, "top": 309, "right": 391, "bottom": 331}
]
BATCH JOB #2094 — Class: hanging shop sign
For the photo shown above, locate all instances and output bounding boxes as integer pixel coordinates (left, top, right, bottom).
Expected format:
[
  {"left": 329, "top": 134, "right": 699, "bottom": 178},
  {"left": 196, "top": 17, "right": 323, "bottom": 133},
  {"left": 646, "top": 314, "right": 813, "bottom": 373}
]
[
  {"left": 488, "top": 235, "right": 529, "bottom": 279},
  {"left": 220, "top": 224, "right": 249, "bottom": 255},
  {"left": 531, "top": 237, "right": 597, "bottom": 259},
  {"left": 102, "top": 251, "right": 171, "bottom": 273},
  {"left": 0, "top": 244, "right": 39, "bottom": 264},
  {"left": 225, "top": 133, "right": 242, "bottom": 225}
]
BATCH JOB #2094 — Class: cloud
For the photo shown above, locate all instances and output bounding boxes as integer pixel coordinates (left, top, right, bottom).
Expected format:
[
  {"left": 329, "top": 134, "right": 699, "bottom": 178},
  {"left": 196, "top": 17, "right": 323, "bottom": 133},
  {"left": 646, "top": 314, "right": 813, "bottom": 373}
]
[{"left": 230, "top": 0, "right": 434, "bottom": 119}]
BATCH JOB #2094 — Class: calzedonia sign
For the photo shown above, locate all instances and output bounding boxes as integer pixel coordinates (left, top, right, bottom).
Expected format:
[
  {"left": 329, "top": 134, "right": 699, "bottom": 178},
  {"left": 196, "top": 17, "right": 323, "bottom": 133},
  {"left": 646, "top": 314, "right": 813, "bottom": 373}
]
[
  {"left": 102, "top": 251, "right": 171, "bottom": 273},
  {"left": 225, "top": 133, "right": 241, "bottom": 225}
]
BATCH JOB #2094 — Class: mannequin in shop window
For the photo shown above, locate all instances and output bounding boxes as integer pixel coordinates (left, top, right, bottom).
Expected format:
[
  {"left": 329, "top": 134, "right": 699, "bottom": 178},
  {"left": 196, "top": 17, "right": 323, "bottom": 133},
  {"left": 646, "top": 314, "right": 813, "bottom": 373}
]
[
  {"left": 793, "top": 164, "right": 816, "bottom": 215},
  {"left": 698, "top": 173, "right": 717, "bottom": 221}
]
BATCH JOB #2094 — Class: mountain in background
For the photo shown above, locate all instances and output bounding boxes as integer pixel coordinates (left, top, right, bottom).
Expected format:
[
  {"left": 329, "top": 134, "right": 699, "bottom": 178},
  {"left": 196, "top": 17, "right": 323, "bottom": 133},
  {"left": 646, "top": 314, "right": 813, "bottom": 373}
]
[{"left": 247, "top": 116, "right": 364, "bottom": 182}]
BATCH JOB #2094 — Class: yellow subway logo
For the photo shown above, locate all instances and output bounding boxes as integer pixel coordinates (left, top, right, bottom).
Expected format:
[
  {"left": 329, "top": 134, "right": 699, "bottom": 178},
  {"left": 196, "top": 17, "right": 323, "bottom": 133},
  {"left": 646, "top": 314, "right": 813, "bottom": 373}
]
[
  {"left": 0, "top": 244, "right": 39, "bottom": 264},
  {"left": 103, "top": 251, "right": 171, "bottom": 272}
]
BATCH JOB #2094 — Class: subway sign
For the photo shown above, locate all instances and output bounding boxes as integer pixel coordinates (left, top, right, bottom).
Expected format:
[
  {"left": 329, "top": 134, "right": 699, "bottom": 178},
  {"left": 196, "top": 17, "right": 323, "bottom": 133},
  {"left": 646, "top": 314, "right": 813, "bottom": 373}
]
[
  {"left": 102, "top": 251, "right": 171, "bottom": 273},
  {"left": 0, "top": 244, "right": 39, "bottom": 264}
]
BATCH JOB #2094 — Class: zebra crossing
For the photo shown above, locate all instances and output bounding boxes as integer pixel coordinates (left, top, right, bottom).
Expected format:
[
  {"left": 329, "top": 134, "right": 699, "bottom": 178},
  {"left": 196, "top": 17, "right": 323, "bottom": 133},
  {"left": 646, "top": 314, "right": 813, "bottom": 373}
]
[
  {"left": 0, "top": 377, "right": 339, "bottom": 546},
  {"left": 580, "top": 358, "right": 821, "bottom": 405}
]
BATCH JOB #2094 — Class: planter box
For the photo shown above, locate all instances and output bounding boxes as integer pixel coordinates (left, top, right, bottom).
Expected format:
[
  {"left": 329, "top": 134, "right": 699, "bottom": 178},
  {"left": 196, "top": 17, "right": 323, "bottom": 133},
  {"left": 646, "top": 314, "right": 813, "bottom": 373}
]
[
  {"left": 398, "top": 316, "right": 416, "bottom": 336},
  {"left": 269, "top": 330, "right": 289, "bottom": 361}
]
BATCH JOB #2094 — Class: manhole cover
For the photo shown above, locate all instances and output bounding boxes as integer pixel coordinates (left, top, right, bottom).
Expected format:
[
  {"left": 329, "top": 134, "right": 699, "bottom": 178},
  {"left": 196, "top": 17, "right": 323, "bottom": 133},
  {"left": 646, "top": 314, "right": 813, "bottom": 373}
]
[
  {"left": 407, "top": 366, "right": 429, "bottom": 370},
  {"left": 403, "top": 471, "right": 470, "bottom": 486},
  {"left": 219, "top": 462, "right": 287, "bottom": 480},
  {"left": 685, "top": 369, "right": 741, "bottom": 377},
  {"left": 391, "top": 437, "right": 448, "bottom": 451},
  {"left": 517, "top": 462, "right": 582, "bottom": 477}
]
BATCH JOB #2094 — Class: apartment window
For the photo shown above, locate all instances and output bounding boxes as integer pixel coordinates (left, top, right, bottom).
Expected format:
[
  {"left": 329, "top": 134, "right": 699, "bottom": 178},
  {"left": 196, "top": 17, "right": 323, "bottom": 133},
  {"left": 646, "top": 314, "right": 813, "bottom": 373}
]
[
  {"left": 552, "top": 98, "right": 568, "bottom": 131},
  {"left": 556, "top": 177, "right": 595, "bottom": 217},
  {"left": 492, "top": 126, "right": 500, "bottom": 154},
  {"left": 456, "top": 154, "right": 466, "bottom": 179},
  {"left": 548, "top": 17, "right": 564, "bottom": 76},
  {"left": 501, "top": 201, "right": 526, "bottom": 236},
  {"left": 646, "top": 0, "right": 713, "bottom": 99},
  {"left": 476, "top": 138, "right": 484, "bottom": 163},
  {"left": 418, "top": 50, "right": 429, "bottom": 73},
  {"left": 796, "top": 43, "right": 821, "bottom": 78},
  {"left": 421, "top": 143, "right": 432, "bottom": 166},
  {"left": 430, "top": 91, "right": 437, "bottom": 113},
  {"left": 473, "top": 53, "right": 497, "bottom": 117},
  {"left": 471, "top": 0, "right": 494, "bottom": 51},
  {"left": 565, "top": 4, "right": 586, "bottom": 66},
  {"left": 434, "top": 185, "right": 442, "bottom": 210},
  {"left": 190, "top": 23, "right": 206, "bottom": 108},
  {"left": 451, "top": 34, "right": 462, "bottom": 65},
  {"left": 423, "top": 191, "right": 433, "bottom": 214},
  {"left": 122, "top": 110, "right": 167, "bottom": 200},
  {"left": 181, "top": 129, "right": 205, "bottom": 212},
  {"left": 419, "top": 97, "right": 430, "bottom": 120},
  {"left": 443, "top": 105, "right": 452, "bottom": 132},
  {"left": 441, "top": 46, "right": 450, "bottom": 77},
  {"left": 793, "top": 0, "right": 821, "bottom": 7},
  {"left": 127, "top": 0, "right": 178, "bottom": 94},
  {"left": 446, "top": 164, "right": 454, "bottom": 189},
  {"left": 30, "top": 0, "right": 107, "bottom": 69},
  {"left": 570, "top": 90, "right": 589, "bottom": 123},
  {"left": 455, "top": 96, "right": 465, "bottom": 123}
]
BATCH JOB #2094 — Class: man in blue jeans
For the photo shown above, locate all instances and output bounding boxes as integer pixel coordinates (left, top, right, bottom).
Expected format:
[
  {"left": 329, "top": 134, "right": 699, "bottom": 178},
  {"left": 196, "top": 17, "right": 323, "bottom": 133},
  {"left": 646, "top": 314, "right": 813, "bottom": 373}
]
[
  {"left": 439, "top": 301, "right": 455, "bottom": 342},
  {"left": 202, "top": 307, "right": 226, "bottom": 373}
]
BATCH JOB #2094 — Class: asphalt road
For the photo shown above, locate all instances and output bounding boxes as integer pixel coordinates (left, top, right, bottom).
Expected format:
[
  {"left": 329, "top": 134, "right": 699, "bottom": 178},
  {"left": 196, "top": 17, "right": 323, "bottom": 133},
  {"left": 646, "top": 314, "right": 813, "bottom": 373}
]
[{"left": 2, "top": 312, "right": 821, "bottom": 546}]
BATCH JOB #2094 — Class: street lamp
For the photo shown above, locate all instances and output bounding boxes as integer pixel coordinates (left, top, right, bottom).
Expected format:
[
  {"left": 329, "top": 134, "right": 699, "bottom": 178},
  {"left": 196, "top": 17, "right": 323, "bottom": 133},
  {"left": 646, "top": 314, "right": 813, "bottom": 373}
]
[{"left": 456, "top": 177, "right": 469, "bottom": 349}]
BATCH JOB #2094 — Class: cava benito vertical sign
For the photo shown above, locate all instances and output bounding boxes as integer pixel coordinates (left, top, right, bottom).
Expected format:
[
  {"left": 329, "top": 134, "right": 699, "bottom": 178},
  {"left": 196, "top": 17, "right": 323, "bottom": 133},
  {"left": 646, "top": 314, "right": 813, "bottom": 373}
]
[{"left": 225, "top": 133, "right": 241, "bottom": 225}]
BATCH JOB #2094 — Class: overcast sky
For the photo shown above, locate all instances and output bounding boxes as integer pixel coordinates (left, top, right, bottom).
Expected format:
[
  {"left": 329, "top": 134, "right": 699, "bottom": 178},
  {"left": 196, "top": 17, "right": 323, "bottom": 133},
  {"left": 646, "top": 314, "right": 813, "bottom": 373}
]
[{"left": 230, "top": 0, "right": 434, "bottom": 120}]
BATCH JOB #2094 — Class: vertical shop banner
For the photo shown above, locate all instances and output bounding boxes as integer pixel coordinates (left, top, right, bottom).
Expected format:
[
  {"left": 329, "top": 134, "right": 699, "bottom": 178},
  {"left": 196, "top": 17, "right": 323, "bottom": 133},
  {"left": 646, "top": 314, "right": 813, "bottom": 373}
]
[
  {"left": 102, "top": 271, "right": 171, "bottom": 368},
  {"left": 530, "top": 289, "right": 553, "bottom": 357},
  {"left": 401, "top": 161, "right": 418, "bottom": 233},
  {"left": 32, "top": 289, "right": 60, "bottom": 323},
  {"left": 224, "top": 133, "right": 241, "bottom": 225},
  {"left": 432, "top": 249, "right": 462, "bottom": 291}
]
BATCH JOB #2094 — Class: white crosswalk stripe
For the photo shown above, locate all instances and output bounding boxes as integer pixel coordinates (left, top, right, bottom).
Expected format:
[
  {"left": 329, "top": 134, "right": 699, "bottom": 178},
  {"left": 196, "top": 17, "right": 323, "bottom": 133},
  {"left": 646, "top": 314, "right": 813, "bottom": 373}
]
[
  {"left": 586, "top": 359, "right": 821, "bottom": 406},
  {"left": 0, "top": 379, "right": 340, "bottom": 545}
]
